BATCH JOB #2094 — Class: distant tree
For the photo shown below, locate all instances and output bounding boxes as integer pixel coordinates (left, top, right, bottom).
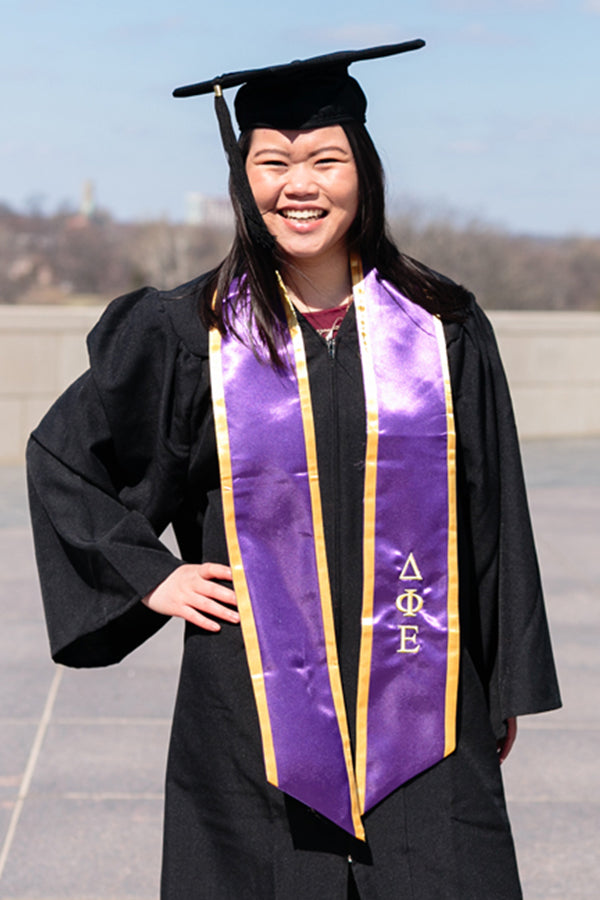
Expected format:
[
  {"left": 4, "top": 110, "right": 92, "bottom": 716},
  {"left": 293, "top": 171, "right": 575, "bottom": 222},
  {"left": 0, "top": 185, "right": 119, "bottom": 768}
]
[{"left": 390, "top": 216, "right": 600, "bottom": 312}]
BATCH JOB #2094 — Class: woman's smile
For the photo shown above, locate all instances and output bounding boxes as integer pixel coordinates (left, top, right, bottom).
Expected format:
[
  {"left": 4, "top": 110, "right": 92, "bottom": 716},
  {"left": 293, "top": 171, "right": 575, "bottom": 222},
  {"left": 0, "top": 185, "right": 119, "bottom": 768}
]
[{"left": 278, "top": 207, "right": 327, "bottom": 223}]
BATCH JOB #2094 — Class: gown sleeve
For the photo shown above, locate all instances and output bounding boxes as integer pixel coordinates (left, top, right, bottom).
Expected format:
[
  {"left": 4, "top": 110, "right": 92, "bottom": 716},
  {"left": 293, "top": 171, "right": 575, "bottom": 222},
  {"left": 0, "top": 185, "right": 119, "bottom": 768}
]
[
  {"left": 27, "top": 286, "right": 209, "bottom": 668},
  {"left": 446, "top": 298, "right": 561, "bottom": 736}
]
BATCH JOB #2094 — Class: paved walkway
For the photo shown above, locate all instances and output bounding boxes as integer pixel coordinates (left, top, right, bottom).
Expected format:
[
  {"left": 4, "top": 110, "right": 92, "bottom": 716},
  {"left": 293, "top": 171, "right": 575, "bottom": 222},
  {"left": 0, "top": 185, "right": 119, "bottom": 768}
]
[{"left": 0, "top": 439, "right": 598, "bottom": 899}]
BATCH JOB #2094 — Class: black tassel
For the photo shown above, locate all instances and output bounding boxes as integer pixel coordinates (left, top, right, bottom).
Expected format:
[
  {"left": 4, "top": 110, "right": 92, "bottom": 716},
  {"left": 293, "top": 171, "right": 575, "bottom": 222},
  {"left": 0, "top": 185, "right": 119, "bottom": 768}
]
[{"left": 214, "top": 89, "right": 276, "bottom": 252}]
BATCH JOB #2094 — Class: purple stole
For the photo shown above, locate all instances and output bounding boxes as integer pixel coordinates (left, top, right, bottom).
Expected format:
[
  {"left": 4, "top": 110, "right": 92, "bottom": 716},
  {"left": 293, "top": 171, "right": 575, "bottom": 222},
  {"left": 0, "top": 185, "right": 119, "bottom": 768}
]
[{"left": 209, "top": 257, "right": 459, "bottom": 839}]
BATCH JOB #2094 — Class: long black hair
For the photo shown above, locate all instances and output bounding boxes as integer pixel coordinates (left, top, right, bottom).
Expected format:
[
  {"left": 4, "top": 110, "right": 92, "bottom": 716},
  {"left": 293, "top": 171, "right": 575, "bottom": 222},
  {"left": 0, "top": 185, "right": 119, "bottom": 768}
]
[{"left": 200, "top": 122, "right": 470, "bottom": 366}]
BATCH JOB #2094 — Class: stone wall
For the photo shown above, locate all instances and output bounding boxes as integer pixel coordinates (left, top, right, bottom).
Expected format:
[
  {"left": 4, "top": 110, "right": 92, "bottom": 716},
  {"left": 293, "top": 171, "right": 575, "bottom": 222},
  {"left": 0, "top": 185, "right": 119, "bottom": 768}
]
[
  {"left": 491, "top": 311, "right": 600, "bottom": 438},
  {"left": 1, "top": 305, "right": 599, "bottom": 462},
  {"left": 0, "top": 306, "right": 103, "bottom": 463}
]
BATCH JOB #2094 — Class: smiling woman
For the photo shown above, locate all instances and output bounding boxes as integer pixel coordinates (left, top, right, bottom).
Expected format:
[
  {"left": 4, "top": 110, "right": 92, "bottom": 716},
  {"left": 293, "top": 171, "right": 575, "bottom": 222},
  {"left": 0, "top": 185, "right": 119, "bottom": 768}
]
[{"left": 27, "top": 43, "right": 561, "bottom": 900}]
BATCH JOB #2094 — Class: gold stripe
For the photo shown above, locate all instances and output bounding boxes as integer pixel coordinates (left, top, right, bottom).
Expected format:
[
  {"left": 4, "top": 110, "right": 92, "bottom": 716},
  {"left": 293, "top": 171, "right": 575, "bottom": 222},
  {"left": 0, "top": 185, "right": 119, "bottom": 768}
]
[
  {"left": 277, "top": 272, "right": 365, "bottom": 842},
  {"left": 434, "top": 316, "right": 460, "bottom": 757},
  {"left": 209, "top": 326, "right": 278, "bottom": 785},
  {"left": 351, "top": 255, "right": 380, "bottom": 813}
]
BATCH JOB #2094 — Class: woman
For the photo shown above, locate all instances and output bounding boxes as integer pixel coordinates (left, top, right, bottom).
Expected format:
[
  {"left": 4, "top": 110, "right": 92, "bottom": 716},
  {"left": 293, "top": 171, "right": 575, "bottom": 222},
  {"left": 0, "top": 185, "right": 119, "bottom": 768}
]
[{"left": 28, "top": 44, "right": 560, "bottom": 899}]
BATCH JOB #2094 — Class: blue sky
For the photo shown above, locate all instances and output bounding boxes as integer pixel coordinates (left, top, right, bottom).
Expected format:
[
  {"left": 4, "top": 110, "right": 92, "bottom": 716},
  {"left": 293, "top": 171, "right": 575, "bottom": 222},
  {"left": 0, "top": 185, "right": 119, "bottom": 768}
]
[{"left": 2, "top": 0, "right": 598, "bottom": 235}]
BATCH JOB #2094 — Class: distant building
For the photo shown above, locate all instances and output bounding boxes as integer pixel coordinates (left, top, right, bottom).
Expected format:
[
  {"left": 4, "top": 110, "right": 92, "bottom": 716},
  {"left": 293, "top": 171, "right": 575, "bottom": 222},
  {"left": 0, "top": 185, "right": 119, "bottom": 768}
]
[
  {"left": 185, "top": 193, "right": 233, "bottom": 227},
  {"left": 80, "top": 180, "right": 96, "bottom": 219}
]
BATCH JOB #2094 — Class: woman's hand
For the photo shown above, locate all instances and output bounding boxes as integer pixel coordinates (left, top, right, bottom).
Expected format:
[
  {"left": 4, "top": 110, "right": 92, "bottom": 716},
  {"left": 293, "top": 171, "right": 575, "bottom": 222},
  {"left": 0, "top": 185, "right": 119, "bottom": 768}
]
[
  {"left": 497, "top": 717, "right": 517, "bottom": 764},
  {"left": 141, "top": 563, "right": 239, "bottom": 632}
]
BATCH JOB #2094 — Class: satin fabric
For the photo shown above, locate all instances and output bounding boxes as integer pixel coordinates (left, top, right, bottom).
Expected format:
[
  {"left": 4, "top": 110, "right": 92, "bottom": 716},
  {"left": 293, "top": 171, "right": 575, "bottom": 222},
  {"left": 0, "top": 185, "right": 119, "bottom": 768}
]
[
  {"left": 212, "top": 307, "right": 360, "bottom": 835},
  {"left": 354, "top": 267, "right": 459, "bottom": 811},
  {"left": 209, "top": 263, "right": 459, "bottom": 835}
]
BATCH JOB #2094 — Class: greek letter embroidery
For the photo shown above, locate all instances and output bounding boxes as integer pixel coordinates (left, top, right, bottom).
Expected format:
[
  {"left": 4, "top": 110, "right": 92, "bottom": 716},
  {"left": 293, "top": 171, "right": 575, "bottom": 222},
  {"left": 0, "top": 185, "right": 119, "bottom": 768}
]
[{"left": 396, "top": 555, "right": 424, "bottom": 653}]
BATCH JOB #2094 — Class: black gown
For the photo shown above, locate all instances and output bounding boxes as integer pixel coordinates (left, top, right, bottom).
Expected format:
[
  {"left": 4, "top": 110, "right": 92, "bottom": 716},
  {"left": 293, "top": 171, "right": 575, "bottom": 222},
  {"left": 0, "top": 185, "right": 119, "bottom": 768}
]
[{"left": 27, "top": 270, "right": 561, "bottom": 899}]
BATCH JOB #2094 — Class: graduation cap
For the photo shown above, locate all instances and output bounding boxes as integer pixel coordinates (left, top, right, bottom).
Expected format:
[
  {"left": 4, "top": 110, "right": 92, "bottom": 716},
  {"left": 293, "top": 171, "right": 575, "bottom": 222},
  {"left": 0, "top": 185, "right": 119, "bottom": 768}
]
[{"left": 173, "top": 41, "right": 426, "bottom": 250}]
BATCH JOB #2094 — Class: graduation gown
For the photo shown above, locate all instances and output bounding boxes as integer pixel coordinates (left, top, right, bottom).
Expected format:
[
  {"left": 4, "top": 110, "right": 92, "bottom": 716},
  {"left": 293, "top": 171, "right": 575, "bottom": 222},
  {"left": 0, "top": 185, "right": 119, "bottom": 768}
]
[{"left": 27, "top": 270, "right": 561, "bottom": 900}]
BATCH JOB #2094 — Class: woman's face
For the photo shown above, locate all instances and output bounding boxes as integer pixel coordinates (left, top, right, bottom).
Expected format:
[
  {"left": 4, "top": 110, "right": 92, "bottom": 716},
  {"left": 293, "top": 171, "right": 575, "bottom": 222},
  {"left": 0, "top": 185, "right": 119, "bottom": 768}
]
[{"left": 245, "top": 125, "right": 359, "bottom": 265}]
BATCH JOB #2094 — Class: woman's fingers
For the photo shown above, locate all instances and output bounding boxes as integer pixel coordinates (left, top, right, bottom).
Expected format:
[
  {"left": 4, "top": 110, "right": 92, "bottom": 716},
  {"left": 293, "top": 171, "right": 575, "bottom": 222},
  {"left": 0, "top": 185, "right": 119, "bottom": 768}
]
[
  {"left": 141, "top": 563, "right": 239, "bottom": 630},
  {"left": 187, "top": 593, "right": 240, "bottom": 624},
  {"left": 184, "top": 605, "right": 234, "bottom": 633},
  {"left": 497, "top": 717, "right": 518, "bottom": 764},
  {"left": 197, "top": 562, "right": 235, "bottom": 586},
  {"left": 194, "top": 565, "right": 237, "bottom": 607}
]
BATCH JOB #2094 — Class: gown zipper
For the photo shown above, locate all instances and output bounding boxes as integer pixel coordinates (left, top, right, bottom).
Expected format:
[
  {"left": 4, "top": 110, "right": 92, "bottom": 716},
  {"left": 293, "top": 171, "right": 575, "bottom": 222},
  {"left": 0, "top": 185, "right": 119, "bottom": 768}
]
[{"left": 326, "top": 330, "right": 341, "bottom": 628}]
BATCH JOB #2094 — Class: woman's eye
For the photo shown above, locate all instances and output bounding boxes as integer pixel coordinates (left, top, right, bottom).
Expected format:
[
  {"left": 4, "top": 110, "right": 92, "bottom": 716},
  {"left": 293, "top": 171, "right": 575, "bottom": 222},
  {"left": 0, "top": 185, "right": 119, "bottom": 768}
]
[{"left": 316, "top": 157, "right": 342, "bottom": 166}]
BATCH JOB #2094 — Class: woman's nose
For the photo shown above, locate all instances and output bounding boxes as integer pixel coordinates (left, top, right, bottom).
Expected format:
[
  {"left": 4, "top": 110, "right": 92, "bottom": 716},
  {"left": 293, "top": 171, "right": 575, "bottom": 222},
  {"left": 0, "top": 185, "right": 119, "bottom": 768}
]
[{"left": 284, "top": 164, "right": 318, "bottom": 197}]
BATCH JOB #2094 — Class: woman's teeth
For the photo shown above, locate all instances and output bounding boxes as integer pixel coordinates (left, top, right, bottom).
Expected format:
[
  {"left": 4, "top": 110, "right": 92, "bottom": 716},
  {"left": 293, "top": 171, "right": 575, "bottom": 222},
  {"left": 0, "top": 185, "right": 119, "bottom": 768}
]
[{"left": 280, "top": 210, "right": 326, "bottom": 220}]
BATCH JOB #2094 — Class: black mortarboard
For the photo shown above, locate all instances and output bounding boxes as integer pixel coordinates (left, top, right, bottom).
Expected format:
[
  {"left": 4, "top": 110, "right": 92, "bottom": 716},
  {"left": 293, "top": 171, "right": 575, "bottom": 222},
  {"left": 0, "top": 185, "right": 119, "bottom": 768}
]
[{"left": 173, "top": 41, "right": 425, "bottom": 250}]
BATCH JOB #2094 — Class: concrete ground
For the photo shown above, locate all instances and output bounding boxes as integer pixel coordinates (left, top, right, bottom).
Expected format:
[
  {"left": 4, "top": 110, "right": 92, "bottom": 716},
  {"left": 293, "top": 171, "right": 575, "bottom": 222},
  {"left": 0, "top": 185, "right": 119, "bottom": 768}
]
[{"left": 0, "top": 438, "right": 598, "bottom": 899}]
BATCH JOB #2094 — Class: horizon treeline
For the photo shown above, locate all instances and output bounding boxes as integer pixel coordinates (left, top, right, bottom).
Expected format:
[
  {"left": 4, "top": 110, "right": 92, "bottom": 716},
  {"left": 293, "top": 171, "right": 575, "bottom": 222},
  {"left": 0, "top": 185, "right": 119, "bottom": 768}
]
[{"left": 1, "top": 202, "right": 599, "bottom": 311}]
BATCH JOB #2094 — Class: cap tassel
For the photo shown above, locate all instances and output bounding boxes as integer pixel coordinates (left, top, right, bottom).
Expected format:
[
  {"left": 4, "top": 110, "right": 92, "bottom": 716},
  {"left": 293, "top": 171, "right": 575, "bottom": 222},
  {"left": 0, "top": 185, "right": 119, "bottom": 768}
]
[{"left": 213, "top": 86, "right": 277, "bottom": 252}]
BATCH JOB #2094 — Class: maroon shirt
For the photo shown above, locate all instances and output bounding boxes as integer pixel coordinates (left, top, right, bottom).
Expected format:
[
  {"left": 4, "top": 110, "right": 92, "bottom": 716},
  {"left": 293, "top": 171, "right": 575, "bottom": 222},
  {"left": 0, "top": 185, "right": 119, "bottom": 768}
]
[{"left": 303, "top": 302, "right": 350, "bottom": 343}]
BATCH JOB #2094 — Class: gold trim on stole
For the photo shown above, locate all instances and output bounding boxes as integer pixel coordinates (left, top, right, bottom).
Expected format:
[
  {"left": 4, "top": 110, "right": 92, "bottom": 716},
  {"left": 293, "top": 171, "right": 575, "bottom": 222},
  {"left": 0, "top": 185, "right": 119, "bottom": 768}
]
[
  {"left": 434, "top": 316, "right": 460, "bottom": 757},
  {"left": 277, "top": 272, "right": 365, "bottom": 841},
  {"left": 209, "top": 327, "right": 279, "bottom": 785},
  {"left": 351, "top": 255, "right": 380, "bottom": 813}
]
